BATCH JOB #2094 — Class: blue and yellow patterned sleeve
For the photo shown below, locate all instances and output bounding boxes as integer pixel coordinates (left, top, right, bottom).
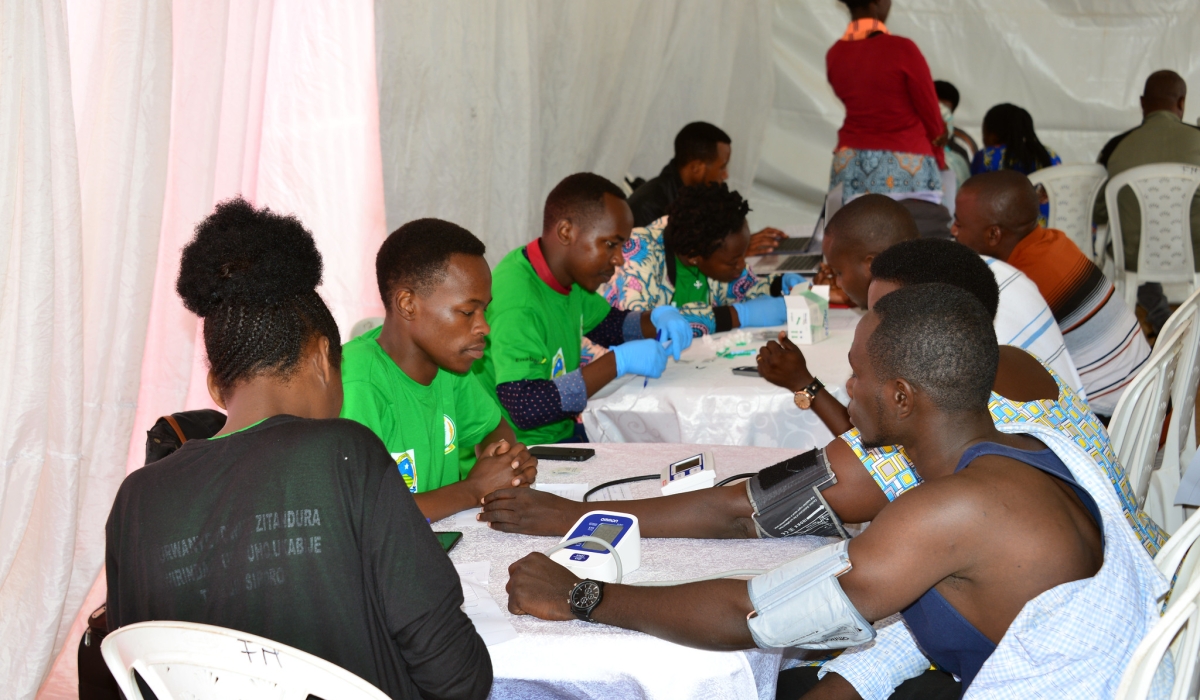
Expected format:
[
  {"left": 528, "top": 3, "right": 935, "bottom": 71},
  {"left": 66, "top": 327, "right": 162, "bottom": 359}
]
[
  {"left": 839, "top": 428, "right": 923, "bottom": 502},
  {"left": 601, "top": 223, "right": 669, "bottom": 312}
]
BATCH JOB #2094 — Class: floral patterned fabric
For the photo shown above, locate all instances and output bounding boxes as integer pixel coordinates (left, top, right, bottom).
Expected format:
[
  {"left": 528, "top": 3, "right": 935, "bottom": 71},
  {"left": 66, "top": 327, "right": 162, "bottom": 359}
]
[
  {"left": 598, "top": 216, "right": 770, "bottom": 336},
  {"left": 840, "top": 364, "right": 1167, "bottom": 557},
  {"left": 829, "top": 147, "right": 942, "bottom": 200}
]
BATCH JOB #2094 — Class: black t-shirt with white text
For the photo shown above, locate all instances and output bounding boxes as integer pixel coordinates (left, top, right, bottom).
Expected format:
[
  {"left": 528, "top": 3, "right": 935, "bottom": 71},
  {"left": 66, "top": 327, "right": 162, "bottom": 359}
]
[{"left": 105, "top": 415, "right": 491, "bottom": 700}]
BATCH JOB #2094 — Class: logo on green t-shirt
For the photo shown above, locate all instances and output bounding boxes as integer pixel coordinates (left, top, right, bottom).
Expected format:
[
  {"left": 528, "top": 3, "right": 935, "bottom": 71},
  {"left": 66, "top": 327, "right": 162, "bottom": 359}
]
[
  {"left": 551, "top": 347, "right": 566, "bottom": 379},
  {"left": 444, "top": 415, "right": 456, "bottom": 455},
  {"left": 392, "top": 450, "right": 417, "bottom": 493}
]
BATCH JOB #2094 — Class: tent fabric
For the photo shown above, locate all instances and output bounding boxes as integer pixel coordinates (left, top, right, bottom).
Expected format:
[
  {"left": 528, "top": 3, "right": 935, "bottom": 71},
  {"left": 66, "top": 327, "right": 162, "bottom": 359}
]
[
  {"left": 0, "top": 0, "right": 86, "bottom": 697},
  {"left": 375, "top": 0, "right": 775, "bottom": 265},
  {"left": 750, "top": 0, "right": 1200, "bottom": 229}
]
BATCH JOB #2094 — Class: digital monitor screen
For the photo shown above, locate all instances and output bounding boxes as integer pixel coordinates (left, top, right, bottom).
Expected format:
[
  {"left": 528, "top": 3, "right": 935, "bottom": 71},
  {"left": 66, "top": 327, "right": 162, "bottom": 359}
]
[
  {"left": 671, "top": 455, "right": 702, "bottom": 476},
  {"left": 582, "top": 523, "right": 624, "bottom": 551}
]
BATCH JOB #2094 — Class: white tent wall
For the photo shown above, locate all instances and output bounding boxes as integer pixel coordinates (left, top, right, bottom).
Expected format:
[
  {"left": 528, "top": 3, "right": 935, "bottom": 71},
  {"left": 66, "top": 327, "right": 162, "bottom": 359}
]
[
  {"left": 374, "top": 0, "right": 774, "bottom": 265},
  {"left": 750, "top": 0, "right": 1200, "bottom": 229}
]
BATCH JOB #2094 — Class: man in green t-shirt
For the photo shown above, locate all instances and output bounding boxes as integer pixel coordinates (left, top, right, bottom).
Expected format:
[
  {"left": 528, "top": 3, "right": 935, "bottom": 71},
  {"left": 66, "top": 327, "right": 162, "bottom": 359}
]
[
  {"left": 341, "top": 219, "right": 537, "bottom": 523},
  {"left": 473, "top": 172, "right": 695, "bottom": 445}
]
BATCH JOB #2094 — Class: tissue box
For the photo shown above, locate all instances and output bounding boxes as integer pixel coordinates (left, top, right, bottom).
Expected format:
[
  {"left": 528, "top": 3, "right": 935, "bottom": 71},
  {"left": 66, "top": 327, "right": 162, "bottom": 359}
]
[{"left": 785, "top": 284, "right": 829, "bottom": 345}]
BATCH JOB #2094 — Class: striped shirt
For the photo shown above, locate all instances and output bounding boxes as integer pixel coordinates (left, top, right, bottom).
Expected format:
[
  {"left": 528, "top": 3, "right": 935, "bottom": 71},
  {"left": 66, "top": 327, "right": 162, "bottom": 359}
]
[
  {"left": 985, "top": 257, "right": 1084, "bottom": 397},
  {"left": 1007, "top": 227, "right": 1151, "bottom": 416}
]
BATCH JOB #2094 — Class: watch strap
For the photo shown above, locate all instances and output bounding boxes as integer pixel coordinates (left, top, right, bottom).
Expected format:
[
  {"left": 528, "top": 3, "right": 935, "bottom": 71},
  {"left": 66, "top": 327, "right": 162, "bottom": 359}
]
[{"left": 804, "top": 377, "right": 824, "bottom": 397}]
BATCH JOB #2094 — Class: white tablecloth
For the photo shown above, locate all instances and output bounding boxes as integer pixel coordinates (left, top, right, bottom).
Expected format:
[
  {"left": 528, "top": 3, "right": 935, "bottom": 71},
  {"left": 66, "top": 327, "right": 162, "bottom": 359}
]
[
  {"left": 582, "top": 309, "right": 862, "bottom": 451},
  {"left": 436, "top": 442, "right": 828, "bottom": 700}
]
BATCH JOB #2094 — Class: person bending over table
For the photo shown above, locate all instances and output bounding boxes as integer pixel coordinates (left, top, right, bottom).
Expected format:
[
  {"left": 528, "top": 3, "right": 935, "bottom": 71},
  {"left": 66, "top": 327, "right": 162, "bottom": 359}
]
[
  {"left": 480, "top": 237, "right": 1167, "bottom": 556},
  {"left": 339, "top": 219, "right": 537, "bottom": 524},
  {"left": 628, "top": 120, "right": 786, "bottom": 255},
  {"left": 953, "top": 170, "right": 1151, "bottom": 419},
  {"left": 106, "top": 199, "right": 491, "bottom": 699},
  {"left": 601, "top": 182, "right": 799, "bottom": 337},
  {"left": 816, "top": 193, "right": 1083, "bottom": 392},
  {"left": 504, "top": 284, "right": 1166, "bottom": 699},
  {"left": 472, "top": 172, "right": 695, "bottom": 446}
]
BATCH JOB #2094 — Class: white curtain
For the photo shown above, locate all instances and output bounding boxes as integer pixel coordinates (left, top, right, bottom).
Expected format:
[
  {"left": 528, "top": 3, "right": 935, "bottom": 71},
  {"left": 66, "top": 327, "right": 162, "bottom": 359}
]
[
  {"left": 0, "top": 0, "right": 84, "bottom": 697},
  {"left": 751, "top": 0, "right": 1200, "bottom": 227},
  {"left": 374, "top": 0, "right": 775, "bottom": 264}
]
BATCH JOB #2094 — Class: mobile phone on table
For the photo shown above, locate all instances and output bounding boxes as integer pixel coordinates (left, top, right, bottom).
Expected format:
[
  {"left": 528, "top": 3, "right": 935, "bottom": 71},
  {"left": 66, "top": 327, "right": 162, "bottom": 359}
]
[
  {"left": 732, "top": 366, "right": 760, "bottom": 377},
  {"left": 528, "top": 446, "right": 596, "bottom": 461},
  {"left": 434, "top": 531, "right": 462, "bottom": 553}
]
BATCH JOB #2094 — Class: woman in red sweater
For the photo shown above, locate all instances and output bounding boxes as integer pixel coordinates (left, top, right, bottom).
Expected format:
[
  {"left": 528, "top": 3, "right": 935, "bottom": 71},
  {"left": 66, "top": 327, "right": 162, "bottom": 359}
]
[{"left": 826, "top": 0, "right": 947, "bottom": 205}]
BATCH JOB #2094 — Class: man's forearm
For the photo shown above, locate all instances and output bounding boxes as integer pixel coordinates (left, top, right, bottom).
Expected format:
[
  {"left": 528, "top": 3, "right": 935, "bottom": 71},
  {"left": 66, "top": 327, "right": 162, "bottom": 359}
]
[
  {"left": 599, "top": 485, "right": 757, "bottom": 539},
  {"left": 591, "top": 578, "right": 757, "bottom": 651},
  {"left": 415, "top": 482, "right": 479, "bottom": 523},
  {"left": 580, "top": 353, "right": 618, "bottom": 396}
]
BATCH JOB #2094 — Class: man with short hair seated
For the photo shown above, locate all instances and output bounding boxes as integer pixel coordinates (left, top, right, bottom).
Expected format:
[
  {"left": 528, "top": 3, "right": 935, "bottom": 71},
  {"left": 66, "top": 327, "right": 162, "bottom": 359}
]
[
  {"left": 472, "top": 173, "right": 695, "bottom": 446},
  {"left": 954, "top": 170, "right": 1151, "bottom": 418},
  {"left": 503, "top": 284, "right": 1168, "bottom": 699},
  {"left": 600, "top": 182, "right": 795, "bottom": 337},
  {"left": 1096, "top": 69, "right": 1200, "bottom": 334},
  {"left": 629, "top": 121, "right": 786, "bottom": 254},
  {"left": 340, "top": 219, "right": 538, "bottom": 524}
]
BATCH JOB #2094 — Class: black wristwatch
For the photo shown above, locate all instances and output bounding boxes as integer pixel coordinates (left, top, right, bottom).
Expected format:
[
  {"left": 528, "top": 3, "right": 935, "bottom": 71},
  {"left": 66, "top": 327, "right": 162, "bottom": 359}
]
[
  {"left": 793, "top": 377, "right": 824, "bottom": 410},
  {"left": 569, "top": 579, "right": 605, "bottom": 622}
]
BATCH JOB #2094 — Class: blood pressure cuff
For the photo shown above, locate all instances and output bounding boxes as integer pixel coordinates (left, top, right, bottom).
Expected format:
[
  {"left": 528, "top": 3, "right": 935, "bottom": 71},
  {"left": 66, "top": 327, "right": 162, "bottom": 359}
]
[
  {"left": 746, "top": 540, "right": 875, "bottom": 649},
  {"left": 746, "top": 448, "right": 849, "bottom": 539}
]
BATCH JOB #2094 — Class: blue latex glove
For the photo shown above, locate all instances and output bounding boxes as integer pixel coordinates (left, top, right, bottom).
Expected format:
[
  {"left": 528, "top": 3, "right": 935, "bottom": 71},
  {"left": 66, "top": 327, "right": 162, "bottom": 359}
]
[
  {"left": 780, "top": 273, "right": 807, "bottom": 296},
  {"left": 613, "top": 338, "right": 670, "bottom": 378},
  {"left": 732, "top": 295, "right": 787, "bottom": 328},
  {"left": 650, "top": 305, "right": 692, "bottom": 361}
]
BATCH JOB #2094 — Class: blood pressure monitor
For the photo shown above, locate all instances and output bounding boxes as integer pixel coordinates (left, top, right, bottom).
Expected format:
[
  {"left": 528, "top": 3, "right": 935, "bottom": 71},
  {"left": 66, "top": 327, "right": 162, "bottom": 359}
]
[
  {"left": 661, "top": 452, "right": 717, "bottom": 496},
  {"left": 549, "top": 511, "right": 641, "bottom": 583}
]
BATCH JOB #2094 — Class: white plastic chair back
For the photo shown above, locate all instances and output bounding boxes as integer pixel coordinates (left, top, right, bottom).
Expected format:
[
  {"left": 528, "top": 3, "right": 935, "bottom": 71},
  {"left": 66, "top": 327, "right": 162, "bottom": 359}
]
[
  {"left": 1108, "top": 322, "right": 1188, "bottom": 506},
  {"left": 1114, "top": 575, "right": 1200, "bottom": 700},
  {"left": 1157, "top": 509, "right": 1200, "bottom": 608},
  {"left": 1028, "top": 163, "right": 1108, "bottom": 261},
  {"left": 350, "top": 316, "right": 384, "bottom": 340},
  {"left": 101, "top": 621, "right": 389, "bottom": 700},
  {"left": 1105, "top": 163, "right": 1200, "bottom": 306},
  {"left": 1145, "top": 288, "right": 1200, "bottom": 532}
]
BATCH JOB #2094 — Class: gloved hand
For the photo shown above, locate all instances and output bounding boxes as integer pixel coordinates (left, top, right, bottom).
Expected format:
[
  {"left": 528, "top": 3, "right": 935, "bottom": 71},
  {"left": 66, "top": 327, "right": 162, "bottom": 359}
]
[
  {"left": 780, "top": 273, "right": 807, "bottom": 296},
  {"left": 732, "top": 295, "right": 787, "bottom": 328},
  {"left": 650, "top": 305, "right": 692, "bottom": 361},
  {"left": 613, "top": 338, "right": 670, "bottom": 378}
]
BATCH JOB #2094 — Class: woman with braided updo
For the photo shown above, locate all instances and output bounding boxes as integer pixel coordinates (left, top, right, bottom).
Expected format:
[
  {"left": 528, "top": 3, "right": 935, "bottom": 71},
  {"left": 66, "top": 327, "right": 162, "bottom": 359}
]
[
  {"left": 105, "top": 198, "right": 492, "bottom": 699},
  {"left": 599, "top": 183, "right": 795, "bottom": 336}
]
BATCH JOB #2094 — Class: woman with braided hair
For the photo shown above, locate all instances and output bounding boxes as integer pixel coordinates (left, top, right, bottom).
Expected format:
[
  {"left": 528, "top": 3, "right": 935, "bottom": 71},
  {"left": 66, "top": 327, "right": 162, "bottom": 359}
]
[
  {"left": 971, "top": 102, "right": 1062, "bottom": 176},
  {"left": 600, "top": 182, "right": 796, "bottom": 336},
  {"left": 105, "top": 198, "right": 492, "bottom": 699}
]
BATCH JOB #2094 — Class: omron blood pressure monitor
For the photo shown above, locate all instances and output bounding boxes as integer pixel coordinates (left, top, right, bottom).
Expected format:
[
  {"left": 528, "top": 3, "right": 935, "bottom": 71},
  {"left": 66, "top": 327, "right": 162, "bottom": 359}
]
[
  {"left": 661, "top": 452, "right": 717, "bottom": 496},
  {"left": 550, "top": 511, "right": 641, "bottom": 583}
]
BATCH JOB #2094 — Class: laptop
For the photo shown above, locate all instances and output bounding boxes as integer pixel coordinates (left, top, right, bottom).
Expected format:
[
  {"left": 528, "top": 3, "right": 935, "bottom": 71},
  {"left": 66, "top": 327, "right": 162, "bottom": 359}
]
[{"left": 748, "top": 187, "right": 842, "bottom": 276}]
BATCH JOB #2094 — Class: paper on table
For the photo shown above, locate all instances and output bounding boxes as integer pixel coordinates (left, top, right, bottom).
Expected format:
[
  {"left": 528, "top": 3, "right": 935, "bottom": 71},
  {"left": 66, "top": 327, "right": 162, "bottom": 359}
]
[
  {"left": 454, "top": 561, "right": 518, "bottom": 647},
  {"left": 533, "top": 482, "right": 589, "bottom": 502},
  {"left": 589, "top": 483, "right": 634, "bottom": 501},
  {"left": 1175, "top": 449, "right": 1200, "bottom": 506},
  {"left": 450, "top": 507, "right": 485, "bottom": 529}
]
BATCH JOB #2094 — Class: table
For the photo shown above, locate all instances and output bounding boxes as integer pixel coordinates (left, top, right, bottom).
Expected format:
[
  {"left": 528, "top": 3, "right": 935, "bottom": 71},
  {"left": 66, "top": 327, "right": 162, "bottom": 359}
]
[
  {"left": 435, "top": 442, "right": 828, "bottom": 700},
  {"left": 582, "top": 309, "right": 862, "bottom": 451}
]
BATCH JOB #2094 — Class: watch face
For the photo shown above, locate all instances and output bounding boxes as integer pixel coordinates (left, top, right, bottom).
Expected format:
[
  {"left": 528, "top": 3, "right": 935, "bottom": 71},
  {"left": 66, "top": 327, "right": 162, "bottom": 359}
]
[
  {"left": 794, "top": 391, "right": 813, "bottom": 410},
  {"left": 571, "top": 581, "right": 601, "bottom": 610}
]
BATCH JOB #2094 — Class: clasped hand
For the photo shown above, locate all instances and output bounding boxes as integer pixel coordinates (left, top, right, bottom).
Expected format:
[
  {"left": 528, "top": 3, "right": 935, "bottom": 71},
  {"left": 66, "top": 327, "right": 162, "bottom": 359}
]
[{"left": 466, "top": 439, "right": 538, "bottom": 501}]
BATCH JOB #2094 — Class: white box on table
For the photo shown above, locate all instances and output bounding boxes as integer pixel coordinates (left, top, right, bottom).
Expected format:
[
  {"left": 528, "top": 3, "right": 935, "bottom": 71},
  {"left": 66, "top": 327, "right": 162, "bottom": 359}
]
[{"left": 785, "top": 284, "right": 829, "bottom": 345}]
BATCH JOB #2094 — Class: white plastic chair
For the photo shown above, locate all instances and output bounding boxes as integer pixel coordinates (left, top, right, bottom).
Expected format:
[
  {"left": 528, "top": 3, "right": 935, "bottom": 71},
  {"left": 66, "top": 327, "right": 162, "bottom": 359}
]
[
  {"left": 1157, "top": 509, "right": 1200, "bottom": 607},
  {"left": 349, "top": 316, "right": 384, "bottom": 340},
  {"left": 1108, "top": 322, "right": 1189, "bottom": 507},
  {"left": 1144, "top": 287, "right": 1200, "bottom": 533},
  {"left": 1114, "top": 575, "right": 1200, "bottom": 700},
  {"left": 101, "top": 621, "right": 389, "bottom": 700},
  {"left": 1105, "top": 163, "right": 1200, "bottom": 306},
  {"left": 1028, "top": 163, "right": 1108, "bottom": 261}
]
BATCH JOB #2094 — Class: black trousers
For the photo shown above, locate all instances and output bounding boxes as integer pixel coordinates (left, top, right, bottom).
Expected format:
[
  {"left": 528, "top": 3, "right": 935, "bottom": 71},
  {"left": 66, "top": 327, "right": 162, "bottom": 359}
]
[{"left": 776, "top": 666, "right": 961, "bottom": 700}]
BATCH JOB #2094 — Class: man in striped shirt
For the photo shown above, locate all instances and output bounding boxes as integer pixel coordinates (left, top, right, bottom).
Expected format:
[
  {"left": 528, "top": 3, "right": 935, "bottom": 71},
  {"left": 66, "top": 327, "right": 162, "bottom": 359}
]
[{"left": 954, "top": 170, "right": 1150, "bottom": 417}]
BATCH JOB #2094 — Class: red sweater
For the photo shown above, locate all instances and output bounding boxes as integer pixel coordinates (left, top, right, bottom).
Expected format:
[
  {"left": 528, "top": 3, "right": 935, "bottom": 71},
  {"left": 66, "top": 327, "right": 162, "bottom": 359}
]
[{"left": 826, "top": 34, "right": 945, "bottom": 168}]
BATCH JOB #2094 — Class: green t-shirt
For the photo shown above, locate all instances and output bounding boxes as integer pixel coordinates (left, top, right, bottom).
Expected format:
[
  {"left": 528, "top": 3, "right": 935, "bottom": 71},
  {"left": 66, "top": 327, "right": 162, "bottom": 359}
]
[
  {"left": 473, "top": 246, "right": 613, "bottom": 445},
  {"left": 340, "top": 327, "right": 501, "bottom": 494}
]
